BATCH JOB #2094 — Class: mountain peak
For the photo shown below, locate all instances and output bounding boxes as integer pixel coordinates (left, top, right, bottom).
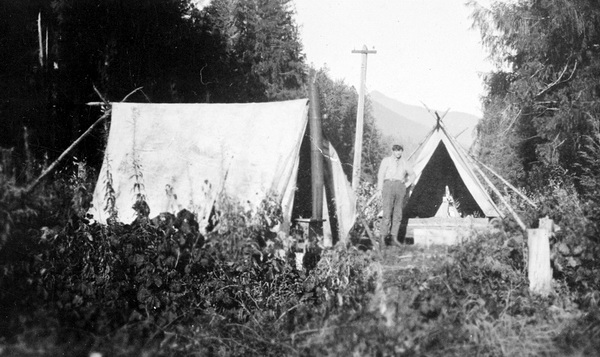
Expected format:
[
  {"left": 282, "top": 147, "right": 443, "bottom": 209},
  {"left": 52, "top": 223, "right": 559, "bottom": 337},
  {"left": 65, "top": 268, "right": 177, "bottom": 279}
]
[{"left": 369, "top": 91, "right": 480, "bottom": 151}]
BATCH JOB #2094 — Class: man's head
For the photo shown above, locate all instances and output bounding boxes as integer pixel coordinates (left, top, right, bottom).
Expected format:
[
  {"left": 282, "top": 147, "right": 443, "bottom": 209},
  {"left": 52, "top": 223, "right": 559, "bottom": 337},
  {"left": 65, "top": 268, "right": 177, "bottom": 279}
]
[{"left": 392, "top": 144, "right": 404, "bottom": 158}]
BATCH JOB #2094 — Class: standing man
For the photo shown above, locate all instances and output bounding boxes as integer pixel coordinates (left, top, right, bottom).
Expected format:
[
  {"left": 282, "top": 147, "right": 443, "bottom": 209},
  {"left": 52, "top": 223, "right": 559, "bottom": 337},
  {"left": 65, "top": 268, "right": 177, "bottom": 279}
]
[{"left": 377, "top": 144, "right": 415, "bottom": 247}]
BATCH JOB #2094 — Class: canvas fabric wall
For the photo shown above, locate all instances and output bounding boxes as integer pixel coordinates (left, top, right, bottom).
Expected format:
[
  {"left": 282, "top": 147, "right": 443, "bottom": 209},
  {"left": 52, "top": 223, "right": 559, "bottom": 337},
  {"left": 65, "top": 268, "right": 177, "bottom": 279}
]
[{"left": 89, "top": 99, "right": 356, "bottom": 241}]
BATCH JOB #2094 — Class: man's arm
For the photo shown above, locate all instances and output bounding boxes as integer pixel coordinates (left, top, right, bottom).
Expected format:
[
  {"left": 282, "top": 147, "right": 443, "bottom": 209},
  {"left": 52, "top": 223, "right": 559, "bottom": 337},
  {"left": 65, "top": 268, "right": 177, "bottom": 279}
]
[{"left": 377, "top": 157, "right": 388, "bottom": 192}]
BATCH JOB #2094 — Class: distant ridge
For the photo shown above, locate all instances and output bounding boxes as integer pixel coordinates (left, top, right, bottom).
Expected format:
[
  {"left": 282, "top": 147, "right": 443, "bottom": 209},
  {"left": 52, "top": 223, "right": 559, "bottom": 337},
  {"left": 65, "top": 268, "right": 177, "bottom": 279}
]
[
  {"left": 369, "top": 98, "right": 430, "bottom": 153},
  {"left": 369, "top": 90, "right": 480, "bottom": 152}
]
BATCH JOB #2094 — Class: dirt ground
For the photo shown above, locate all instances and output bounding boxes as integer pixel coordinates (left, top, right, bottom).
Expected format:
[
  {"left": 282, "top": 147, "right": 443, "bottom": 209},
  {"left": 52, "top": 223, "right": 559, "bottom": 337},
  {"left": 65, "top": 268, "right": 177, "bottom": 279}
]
[{"left": 378, "top": 244, "right": 449, "bottom": 283}]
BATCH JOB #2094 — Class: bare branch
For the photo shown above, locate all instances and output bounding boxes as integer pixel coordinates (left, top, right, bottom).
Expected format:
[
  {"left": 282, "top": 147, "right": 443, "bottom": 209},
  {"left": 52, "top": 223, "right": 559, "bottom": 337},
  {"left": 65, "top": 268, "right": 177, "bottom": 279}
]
[
  {"left": 122, "top": 86, "right": 144, "bottom": 102},
  {"left": 502, "top": 108, "right": 522, "bottom": 135},
  {"left": 536, "top": 60, "right": 578, "bottom": 98}
]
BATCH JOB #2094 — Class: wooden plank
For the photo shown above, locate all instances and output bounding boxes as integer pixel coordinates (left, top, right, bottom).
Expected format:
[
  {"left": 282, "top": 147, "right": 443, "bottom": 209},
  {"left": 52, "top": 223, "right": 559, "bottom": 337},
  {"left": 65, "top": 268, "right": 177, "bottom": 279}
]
[
  {"left": 413, "top": 228, "right": 459, "bottom": 247},
  {"left": 405, "top": 217, "right": 490, "bottom": 238},
  {"left": 527, "top": 228, "right": 552, "bottom": 295}
]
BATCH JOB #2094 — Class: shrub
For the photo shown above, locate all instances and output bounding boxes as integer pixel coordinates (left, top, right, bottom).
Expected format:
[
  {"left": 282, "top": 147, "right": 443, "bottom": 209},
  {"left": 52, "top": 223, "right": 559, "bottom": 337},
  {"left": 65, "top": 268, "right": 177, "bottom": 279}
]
[{"left": 508, "top": 177, "right": 600, "bottom": 301}]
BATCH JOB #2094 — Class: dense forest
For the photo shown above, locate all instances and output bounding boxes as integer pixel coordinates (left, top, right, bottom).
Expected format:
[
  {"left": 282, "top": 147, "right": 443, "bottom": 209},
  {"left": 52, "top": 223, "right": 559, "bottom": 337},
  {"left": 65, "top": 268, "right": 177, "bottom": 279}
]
[
  {"left": 3, "top": 0, "right": 600, "bottom": 355},
  {"left": 471, "top": 0, "right": 600, "bottom": 258},
  {"left": 0, "top": 0, "right": 384, "bottom": 180}
]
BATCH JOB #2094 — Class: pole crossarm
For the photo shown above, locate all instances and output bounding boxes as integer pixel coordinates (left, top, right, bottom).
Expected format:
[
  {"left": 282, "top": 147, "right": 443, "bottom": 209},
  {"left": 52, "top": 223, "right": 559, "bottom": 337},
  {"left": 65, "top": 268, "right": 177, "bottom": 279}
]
[{"left": 351, "top": 49, "right": 377, "bottom": 55}]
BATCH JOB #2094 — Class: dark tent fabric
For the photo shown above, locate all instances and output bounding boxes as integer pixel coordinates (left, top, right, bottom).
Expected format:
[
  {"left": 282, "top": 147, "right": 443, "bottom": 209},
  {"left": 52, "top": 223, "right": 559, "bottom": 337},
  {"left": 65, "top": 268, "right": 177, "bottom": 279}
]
[{"left": 405, "top": 122, "right": 501, "bottom": 219}]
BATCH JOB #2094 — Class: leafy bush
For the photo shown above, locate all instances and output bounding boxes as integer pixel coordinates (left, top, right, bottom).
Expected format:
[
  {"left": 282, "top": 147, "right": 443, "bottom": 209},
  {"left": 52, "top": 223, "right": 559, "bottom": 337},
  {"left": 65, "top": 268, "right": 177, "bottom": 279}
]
[
  {"left": 2, "top": 165, "right": 379, "bottom": 355},
  {"left": 5, "top": 155, "right": 600, "bottom": 356},
  {"left": 507, "top": 175, "right": 600, "bottom": 301},
  {"left": 0, "top": 158, "right": 96, "bottom": 337},
  {"left": 348, "top": 181, "right": 380, "bottom": 248}
]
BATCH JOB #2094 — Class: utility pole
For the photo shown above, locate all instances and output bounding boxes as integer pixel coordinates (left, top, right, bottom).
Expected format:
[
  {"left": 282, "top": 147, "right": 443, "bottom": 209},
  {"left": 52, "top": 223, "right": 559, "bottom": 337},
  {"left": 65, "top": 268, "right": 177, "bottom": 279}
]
[{"left": 351, "top": 45, "right": 376, "bottom": 192}]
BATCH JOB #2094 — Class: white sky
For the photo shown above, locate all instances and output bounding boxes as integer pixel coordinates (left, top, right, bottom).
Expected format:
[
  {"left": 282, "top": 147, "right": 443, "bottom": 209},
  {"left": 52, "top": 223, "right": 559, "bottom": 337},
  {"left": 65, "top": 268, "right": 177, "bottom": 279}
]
[{"left": 293, "top": 0, "right": 495, "bottom": 117}]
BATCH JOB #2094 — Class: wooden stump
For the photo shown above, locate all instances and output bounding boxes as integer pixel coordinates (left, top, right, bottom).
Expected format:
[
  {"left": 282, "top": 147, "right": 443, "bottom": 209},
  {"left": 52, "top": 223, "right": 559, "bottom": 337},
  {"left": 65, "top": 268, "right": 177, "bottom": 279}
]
[{"left": 527, "top": 227, "right": 552, "bottom": 296}]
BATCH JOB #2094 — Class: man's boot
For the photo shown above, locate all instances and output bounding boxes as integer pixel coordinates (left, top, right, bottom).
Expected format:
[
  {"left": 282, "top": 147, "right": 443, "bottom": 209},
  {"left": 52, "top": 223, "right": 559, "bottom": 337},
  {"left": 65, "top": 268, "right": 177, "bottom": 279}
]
[
  {"left": 389, "top": 236, "right": 403, "bottom": 248},
  {"left": 379, "top": 234, "right": 386, "bottom": 250}
]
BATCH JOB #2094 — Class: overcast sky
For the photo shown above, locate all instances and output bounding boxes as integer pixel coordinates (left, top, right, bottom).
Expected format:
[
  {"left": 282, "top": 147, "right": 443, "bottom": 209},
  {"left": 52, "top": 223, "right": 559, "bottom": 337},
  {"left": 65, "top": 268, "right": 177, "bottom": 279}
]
[{"left": 294, "top": 0, "right": 495, "bottom": 117}]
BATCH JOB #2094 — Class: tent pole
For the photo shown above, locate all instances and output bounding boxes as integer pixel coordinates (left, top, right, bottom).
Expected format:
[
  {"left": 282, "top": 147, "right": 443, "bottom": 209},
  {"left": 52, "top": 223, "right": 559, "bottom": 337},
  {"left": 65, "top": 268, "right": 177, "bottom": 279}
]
[
  {"left": 308, "top": 71, "right": 325, "bottom": 234},
  {"left": 440, "top": 124, "right": 527, "bottom": 229},
  {"left": 473, "top": 157, "right": 537, "bottom": 208},
  {"left": 473, "top": 164, "right": 527, "bottom": 230}
]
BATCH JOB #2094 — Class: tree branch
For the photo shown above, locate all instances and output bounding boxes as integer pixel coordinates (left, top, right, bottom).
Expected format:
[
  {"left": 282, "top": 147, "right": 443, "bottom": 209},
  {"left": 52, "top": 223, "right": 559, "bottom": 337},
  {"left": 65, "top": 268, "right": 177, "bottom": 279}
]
[{"left": 536, "top": 60, "right": 578, "bottom": 98}]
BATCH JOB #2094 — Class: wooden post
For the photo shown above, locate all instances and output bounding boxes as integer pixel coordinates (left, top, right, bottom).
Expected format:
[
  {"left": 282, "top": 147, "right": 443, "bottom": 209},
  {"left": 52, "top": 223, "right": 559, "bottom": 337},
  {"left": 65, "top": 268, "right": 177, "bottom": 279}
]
[
  {"left": 351, "top": 45, "right": 376, "bottom": 192},
  {"left": 527, "top": 217, "right": 554, "bottom": 296},
  {"left": 308, "top": 71, "right": 324, "bottom": 235}
]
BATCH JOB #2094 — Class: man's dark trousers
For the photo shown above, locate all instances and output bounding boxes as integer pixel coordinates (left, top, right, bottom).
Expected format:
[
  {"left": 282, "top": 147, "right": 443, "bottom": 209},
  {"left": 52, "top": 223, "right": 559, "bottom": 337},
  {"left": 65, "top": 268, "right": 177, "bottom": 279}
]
[{"left": 381, "top": 180, "right": 406, "bottom": 245}]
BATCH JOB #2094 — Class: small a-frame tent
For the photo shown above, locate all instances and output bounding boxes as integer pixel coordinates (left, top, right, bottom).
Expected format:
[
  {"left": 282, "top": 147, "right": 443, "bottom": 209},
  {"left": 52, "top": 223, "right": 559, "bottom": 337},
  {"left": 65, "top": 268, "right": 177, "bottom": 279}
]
[
  {"left": 404, "top": 119, "right": 502, "bottom": 220},
  {"left": 89, "top": 99, "right": 356, "bottom": 242}
]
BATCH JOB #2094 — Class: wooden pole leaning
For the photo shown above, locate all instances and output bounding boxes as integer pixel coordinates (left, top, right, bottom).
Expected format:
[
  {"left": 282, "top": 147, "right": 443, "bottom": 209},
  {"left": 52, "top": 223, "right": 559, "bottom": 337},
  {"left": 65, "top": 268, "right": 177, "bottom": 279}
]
[
  {"left": 446, "top": 129, "right": 527, "bottom": 230},
  {"left": 308, "top": 71, "right": 325, "bottom": 237},
  {"left": 24, "top": 86, "right": 144, "bottom": 194},
  {"left": 471, "top": 163, "right": 527, "bottom": 231},
  {"left": 24, "top": 109, "right": 111, "bottom": 194},
  {"left": 473, "top": 157, "right": 537, "bottom": 208}
]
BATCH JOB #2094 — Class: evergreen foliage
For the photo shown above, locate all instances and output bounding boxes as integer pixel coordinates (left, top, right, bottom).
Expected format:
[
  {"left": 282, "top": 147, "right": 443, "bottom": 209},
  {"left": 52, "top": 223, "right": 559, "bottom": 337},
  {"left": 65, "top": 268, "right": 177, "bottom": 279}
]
[
  {"left": 313, "top": 67, "right": 386, "bottom": 182},
  {"left": 471, "top": 0, "right": 600, "bottom": 239},
  {"left": 0, "top": 0, "right": 306, "bottom": 165}
]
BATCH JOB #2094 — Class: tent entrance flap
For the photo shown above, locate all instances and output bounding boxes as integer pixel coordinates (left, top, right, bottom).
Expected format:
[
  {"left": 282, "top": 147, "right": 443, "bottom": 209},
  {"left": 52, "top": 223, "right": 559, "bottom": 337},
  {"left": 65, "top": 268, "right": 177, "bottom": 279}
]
[
  {"left": 291, "top": 130, "right": 313, "bottom": 225},
  {"left": 405, "top": 142, "right": 485, "bottom": 219},
  {"left": 291, "top": 132, "right": 343, "bottom": 245}
]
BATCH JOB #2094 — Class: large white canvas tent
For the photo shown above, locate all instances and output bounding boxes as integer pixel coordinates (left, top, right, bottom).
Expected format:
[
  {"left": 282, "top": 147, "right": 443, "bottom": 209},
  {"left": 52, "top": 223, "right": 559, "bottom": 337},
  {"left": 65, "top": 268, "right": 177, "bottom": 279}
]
[
  {"left": 405, "top": 120, "right": 502, "bottom": 220},
  {"left": 89, "top": 99, "right": 356, "bottom": 242}
]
